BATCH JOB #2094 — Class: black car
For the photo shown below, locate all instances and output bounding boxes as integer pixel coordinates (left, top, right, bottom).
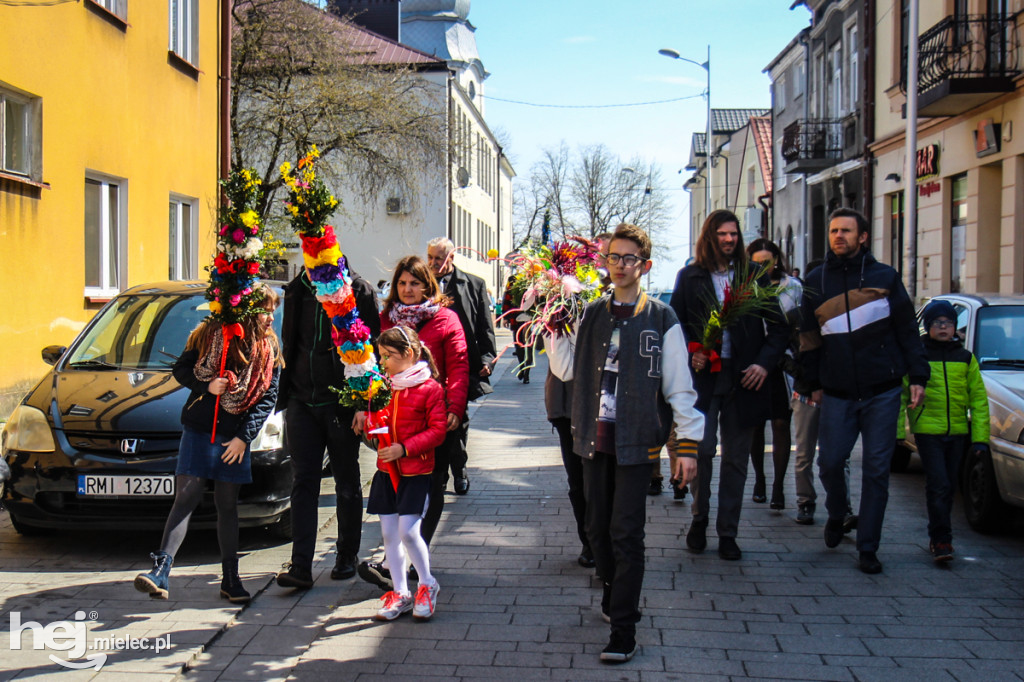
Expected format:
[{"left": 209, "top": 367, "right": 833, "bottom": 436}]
[{"left": 1, "top": 281, "right": 296, "bottom": 537}]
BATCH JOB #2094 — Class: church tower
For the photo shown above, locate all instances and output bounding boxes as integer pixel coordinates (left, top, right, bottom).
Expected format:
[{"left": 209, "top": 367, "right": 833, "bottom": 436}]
[{"left": 400, "top": 0, "right": 487, "bottom": 113}]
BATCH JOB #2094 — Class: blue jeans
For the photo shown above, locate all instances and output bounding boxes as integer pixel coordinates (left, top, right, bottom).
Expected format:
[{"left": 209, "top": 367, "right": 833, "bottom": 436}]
[
  {"left": 818, "top": 386, "right": 902, "bottom": 553},
  {"left": 916, "top": 434, "right": 966, "bottom": 545}
]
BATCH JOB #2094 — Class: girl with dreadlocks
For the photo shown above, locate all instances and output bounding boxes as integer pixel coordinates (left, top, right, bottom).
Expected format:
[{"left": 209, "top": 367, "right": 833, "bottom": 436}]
[{"left": 135, "top": 283, "right": 282, "bottom": 603}]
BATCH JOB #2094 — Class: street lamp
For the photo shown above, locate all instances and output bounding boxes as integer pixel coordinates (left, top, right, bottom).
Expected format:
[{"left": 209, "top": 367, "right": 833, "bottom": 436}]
[{"left": 659, "top": 46, "right": 711, "bottom": 223}]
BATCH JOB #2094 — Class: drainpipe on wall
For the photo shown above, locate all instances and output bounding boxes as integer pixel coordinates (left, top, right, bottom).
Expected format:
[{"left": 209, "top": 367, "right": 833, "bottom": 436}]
[
  {"left": 800, "top": 30, "right": 811, "bottom": 265},
  {"left": 219, "top": 0, "right": 231, "bottom": 186},
  {"left": 447, "top": 73, "right": 454, "bottom": 242},
  {"left": 863, "top": 0, "right": 875, "bottom": 230}
]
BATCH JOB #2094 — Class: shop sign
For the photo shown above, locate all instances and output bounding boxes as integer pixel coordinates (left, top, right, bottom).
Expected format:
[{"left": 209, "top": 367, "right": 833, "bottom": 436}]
[
  {"left": 916, "top": 144, "right": 940, "bottom": 182},
  {"left": 974, "top": 119, "right": 1001, "bottom": 158},
  {"left": 919, "top": 181, "right": 941, "bottom": 198}
]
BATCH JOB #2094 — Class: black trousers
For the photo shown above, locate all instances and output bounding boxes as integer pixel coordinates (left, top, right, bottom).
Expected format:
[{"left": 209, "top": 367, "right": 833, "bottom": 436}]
[
  {"left": 551, "top": 418, "right": 589, "bottom": 553},
  {"left": 581, "top": 451, "right": 650, "bottom": 637},
  {"left": 284, "top": 399, "right": 363, "bottom": 570},
  {"left": 421, "top": 421, "right": 465, "bottom": 545},
  {"left": 447, "top": 415, "right": 470, "bottom": 480}
]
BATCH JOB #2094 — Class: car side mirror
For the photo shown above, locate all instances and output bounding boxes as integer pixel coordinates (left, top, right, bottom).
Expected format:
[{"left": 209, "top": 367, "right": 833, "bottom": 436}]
[{"left": 41, "top": 345, "right": 67, "bottom": 366}]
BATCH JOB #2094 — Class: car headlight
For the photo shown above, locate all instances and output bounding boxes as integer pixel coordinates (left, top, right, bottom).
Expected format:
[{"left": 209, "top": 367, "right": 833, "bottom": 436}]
[
  {"left": 250, "top": 411, "right": 283, "bottom": 452},
  {"left": 1, "top": 404, "right": 56, "bottom": 455}
]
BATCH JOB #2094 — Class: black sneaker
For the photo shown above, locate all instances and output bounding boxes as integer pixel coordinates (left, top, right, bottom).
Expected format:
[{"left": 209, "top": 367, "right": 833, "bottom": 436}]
[
  {"left": 824, "top": 518, "right": 844, "bottom": 548},
  {"left": 686, "top": 520, "right": 707, "bottom": 552},
  {"left": 276, "top": 563, "right": 314, "bottom": 590},
  {"left": 357, "top": 561, "right": 393, "bottom": 591},
  {"left": 795, "top": 504, "right": 815, "bottom": 525},
  {"left": 647, "top": 479, "right": 663, "bottom": 496},
  {"left": 577, "top": 547, "right": 596, "bottom": 568},
  {"left": 331, "top": 552, "right": 357, "bottom": 580},
  {"left": 454, "top": 470, "right": 470, "bottom": 495},
  {"left": 599, "top": 630, "right": 637, "bottom": 663},
  {"left": 858, "top": 551, "right": 882, "bottom": 574}
]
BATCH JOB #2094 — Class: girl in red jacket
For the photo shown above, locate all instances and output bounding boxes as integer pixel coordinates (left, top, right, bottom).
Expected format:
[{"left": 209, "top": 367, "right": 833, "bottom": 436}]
[{"left": 363, "top": 325, "right": 448, "bottom": 621}]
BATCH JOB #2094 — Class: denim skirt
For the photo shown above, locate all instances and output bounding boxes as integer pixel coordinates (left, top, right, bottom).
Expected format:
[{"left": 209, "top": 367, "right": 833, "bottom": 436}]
[{"left": 176, "top": 425, "right": 252, "bottom": 484}]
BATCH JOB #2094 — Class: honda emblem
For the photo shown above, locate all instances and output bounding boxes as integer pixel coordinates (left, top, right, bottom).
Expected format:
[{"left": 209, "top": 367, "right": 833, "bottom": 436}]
[{"left": 120, "top": 439, "right": 140, "bottom": 455}]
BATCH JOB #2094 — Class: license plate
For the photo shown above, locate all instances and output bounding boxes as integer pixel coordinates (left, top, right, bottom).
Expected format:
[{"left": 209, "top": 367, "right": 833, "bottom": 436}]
[{"left": 77, "top": 474, "right": 175, "bottom": 497}]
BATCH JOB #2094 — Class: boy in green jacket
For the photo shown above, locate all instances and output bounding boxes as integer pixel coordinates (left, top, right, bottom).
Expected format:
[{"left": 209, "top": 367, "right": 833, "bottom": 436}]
[{"left": 897, "top": 299, "right": 989, "bottom": 563}]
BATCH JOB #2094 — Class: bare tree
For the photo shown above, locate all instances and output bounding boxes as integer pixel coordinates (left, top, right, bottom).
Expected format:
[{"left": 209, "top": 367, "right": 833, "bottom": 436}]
[
  {"left": 514, "top": 142, "right": 673, "bottom": 254},
  {"left": 231, "top": 0, "right": 447, "bottom": 219}
]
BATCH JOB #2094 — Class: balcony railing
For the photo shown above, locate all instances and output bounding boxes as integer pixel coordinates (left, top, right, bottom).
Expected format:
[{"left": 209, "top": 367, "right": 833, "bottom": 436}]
[
  {"left": 781, "top": 119, "right": 843, "bottom": 174},
  {"left": 903, "top": 13, "right": 1021, "bottom": 116}
]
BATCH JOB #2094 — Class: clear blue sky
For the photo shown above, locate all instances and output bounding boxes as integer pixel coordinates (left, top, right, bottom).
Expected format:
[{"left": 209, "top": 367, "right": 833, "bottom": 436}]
[{"left": 470, "top": 1, "right": 812, "bottom": 288}]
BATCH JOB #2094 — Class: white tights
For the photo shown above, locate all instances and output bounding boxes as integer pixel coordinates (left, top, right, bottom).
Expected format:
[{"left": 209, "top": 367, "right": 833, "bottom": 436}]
[{"left": 379, "top": 512, "right": 434, "bottom": 596}]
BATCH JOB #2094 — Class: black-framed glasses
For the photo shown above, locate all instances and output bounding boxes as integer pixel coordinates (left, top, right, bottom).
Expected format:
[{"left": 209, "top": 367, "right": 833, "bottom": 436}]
[
  {"left": 931, "top": 319, "right": 955, "bottom": 329},
  {"left": 601, "top": 253, "right": 647, "bottom": 267}
]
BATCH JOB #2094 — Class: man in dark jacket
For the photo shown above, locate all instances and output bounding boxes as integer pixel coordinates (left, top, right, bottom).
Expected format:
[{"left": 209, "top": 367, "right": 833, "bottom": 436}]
[
  {"left": 670, "top": 209, "right": 789, "bottom": 561},
  {"left": 799, "top": 207, "right": 929, "bottom": 574},
  {"left": 274, "top": 263, "right": 380, "bottom": 589},
  {"left": 427, "top": 237, "right": 497, "bottom": 495}
]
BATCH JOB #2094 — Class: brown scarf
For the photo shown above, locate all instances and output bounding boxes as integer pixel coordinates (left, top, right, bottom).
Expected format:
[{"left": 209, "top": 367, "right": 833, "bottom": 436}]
[{"left": 193, "top": 327, "right": 275, "bottom": 415}]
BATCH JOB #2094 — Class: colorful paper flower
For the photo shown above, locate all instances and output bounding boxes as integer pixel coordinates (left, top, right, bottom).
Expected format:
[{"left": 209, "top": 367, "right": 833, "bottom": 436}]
[{"left": 281, "top": 150, "right": 391, "bottom": 411}]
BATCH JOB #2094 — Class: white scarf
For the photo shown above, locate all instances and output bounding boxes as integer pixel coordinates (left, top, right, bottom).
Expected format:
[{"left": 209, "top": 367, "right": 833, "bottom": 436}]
[{"left": 390, "top": 361, "right": 432, "bottom": 390}]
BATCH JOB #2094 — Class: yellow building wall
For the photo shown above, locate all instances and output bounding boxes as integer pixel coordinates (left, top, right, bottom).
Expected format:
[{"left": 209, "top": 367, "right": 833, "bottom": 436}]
[{"left": 0, "top": 1, "right": 220, "bottom": 417}]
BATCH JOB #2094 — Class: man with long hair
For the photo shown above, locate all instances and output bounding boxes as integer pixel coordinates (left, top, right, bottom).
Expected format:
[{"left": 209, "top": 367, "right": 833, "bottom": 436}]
[{"left": 669, "top": 210, "right": 789, "bottom": 561}]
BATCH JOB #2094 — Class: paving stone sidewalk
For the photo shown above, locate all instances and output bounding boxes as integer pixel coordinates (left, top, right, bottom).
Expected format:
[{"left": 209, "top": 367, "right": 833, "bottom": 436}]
[
  {"left": 3, "top": 327, "right": 1023, "bottom": 681},
  {"left": 185, "top": 333, "right": 1024, "bottom": 682}
]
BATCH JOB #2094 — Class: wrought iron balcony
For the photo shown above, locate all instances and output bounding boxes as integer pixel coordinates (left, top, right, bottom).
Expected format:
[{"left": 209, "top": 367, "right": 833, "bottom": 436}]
[
  {"left": 904, "top": 14, "right": 1021, "bottom": 117},
  {"left": 781, "top": 119, "right": 843, "bottom": 174}
]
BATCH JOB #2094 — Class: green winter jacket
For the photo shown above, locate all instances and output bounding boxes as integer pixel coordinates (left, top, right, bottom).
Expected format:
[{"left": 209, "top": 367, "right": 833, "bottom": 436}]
[{"left": 897, "top": 334, "right": 989, "bottom": 442}]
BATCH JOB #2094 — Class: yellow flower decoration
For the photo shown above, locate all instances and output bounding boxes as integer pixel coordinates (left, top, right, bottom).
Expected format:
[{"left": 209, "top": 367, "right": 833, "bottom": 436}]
[
  {"left": 239, "top": 210, "right": 259, "bottom": 228},
  {"left": 487, "top": 249, "right": 500, "bottom": 260}
]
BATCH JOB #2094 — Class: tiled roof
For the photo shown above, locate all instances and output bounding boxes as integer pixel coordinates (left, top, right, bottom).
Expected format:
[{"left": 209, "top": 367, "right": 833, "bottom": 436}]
[
  {"left": 234, "top": 0, "right": 447, "bottom": 69},
  {"left": 692, "top": 132, "right": 707, "bottom": 156},
  {"left": 332, "top": 16, "right": 446, "bottom": 67},
  {"left": 750, "top": 116, "right": 773, "bottom": 194},
  {"left": 712, "top": 108, "right": 770, "bottom": 133}
]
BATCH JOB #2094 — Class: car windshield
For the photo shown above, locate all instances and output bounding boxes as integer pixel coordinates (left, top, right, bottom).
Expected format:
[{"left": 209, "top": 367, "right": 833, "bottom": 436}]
[
  {"left": 63, "top": 291, "right": 276, "bottom": 371},
  {"left": 974, "top": 305, "right": 1024, "bottom": 367}
]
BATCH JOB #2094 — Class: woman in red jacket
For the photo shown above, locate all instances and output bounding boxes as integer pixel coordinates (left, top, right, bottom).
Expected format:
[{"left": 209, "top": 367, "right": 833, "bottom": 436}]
[
  {"left": 357, "top": 255, "right": 470, "bottom": 592},
  {"left": 363, "top": 326, "right": 447, "bottom": 620}
]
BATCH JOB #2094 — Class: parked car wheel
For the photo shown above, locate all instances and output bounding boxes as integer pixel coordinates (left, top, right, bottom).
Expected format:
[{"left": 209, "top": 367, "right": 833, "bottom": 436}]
[
  {"left": 891, "top": 441, "right": 913, "bottom": 473},
  {"left": 962, "top": 445, "right": 1010, "bottom": 534}
]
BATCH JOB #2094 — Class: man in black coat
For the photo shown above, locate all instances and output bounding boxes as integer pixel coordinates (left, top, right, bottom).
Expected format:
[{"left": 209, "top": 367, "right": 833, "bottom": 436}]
[
  {"left": 274, "top": 261, "right": 380, "bottom": 589},
  {"left": 669, "top": 209, "right": 789, "bottom": 561},
  {"left": 426, "top": 237, "right": 497, "bottom": 495}
]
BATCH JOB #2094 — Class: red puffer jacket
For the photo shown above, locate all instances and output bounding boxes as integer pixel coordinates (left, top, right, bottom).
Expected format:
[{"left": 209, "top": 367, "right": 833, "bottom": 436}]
[
  {"left": 380, "top": 307, "right": 470, "bottom": 420},
  {"left": 377, "top": 378, "right": 447, "bottom": 477}
]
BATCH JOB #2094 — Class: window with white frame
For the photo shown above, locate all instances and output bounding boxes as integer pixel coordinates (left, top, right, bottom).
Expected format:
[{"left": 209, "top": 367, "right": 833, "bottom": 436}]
[
  {"left": 85, "top": 175, "right": 125, "bottom": 296},
  {"left": 1, "top": 87, "right": 41, "bottom": 180},
  {"left": 776, "top": 74, "right": 786, "bottom": 111},
  {"left": 793, "top": 61, "right": 805, "bottom": 98},
  {"left": 169, "top": 0, "right": 198, "bottom": 66},
  {"left": 829, "top": 41, "right": 843, "bottom": 116},
  {"left": 169, "top": 195, "right": 197, "bottom": 280},
  {"left": 847, "top": 22, "right": 859, "bottom": 110},
  {"left": 812, "top": 48, "right": 825, "bottom": 117},
  {"left": 776, "top": 139, "right": 787, "bottom": 189},
  {"left": 91, "top": 0, "right": 127, "bottom": 19}
]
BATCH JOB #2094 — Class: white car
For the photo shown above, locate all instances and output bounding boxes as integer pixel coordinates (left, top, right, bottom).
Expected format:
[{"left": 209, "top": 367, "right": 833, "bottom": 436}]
[{"left": 894, "top": 293, "right": 1024, "bottom": 533}]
